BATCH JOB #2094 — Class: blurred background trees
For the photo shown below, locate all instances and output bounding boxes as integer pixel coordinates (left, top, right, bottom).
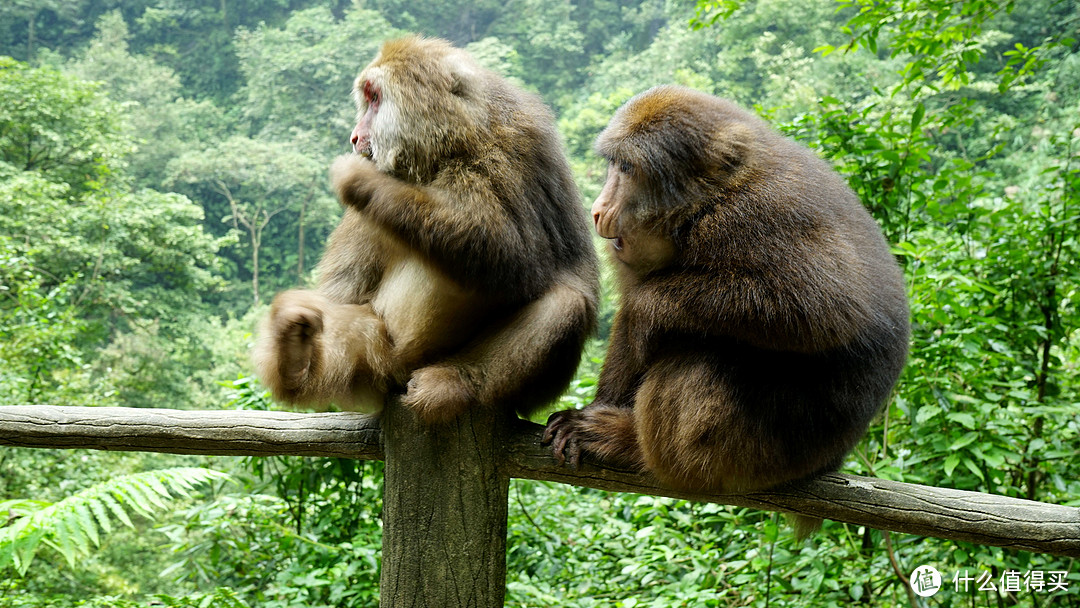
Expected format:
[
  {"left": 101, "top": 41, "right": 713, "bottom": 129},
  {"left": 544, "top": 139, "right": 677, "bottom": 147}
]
[{"left": 0, "top": 0, "right": 1077, "bottom": 606}]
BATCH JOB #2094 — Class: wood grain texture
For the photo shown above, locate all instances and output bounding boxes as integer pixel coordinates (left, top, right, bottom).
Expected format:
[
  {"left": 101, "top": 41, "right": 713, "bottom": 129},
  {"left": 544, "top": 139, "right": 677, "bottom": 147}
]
[
  {"left": 380, "top": 400, "right": 510, "bottom": 607},
  {"left": 0, "top": 405, "right": 383, "bottom": 459}
]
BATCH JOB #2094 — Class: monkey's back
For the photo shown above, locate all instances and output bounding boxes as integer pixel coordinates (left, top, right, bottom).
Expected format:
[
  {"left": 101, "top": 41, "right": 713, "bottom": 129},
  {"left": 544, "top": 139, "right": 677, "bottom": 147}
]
[
  {"left": 478, "top": 73, "right": 597, "bottom": 279},
  {"left": 641, "top": 90, "right": 909, "bottom": 479}
]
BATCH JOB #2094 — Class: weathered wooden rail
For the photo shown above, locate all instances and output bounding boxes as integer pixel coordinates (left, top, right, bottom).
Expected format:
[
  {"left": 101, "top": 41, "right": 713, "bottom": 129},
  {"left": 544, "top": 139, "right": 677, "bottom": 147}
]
[{"left": 2, "top": 404, "right": 1078, "bottom": 606}]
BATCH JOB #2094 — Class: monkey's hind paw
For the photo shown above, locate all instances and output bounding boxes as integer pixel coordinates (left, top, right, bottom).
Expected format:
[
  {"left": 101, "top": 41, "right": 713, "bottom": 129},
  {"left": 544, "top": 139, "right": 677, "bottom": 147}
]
[
  {"left": 401, "top": 365, "right": 475, "bottom": 425},
  {"left": 267, "top": 291, "right": 327, "bottom": 393}
]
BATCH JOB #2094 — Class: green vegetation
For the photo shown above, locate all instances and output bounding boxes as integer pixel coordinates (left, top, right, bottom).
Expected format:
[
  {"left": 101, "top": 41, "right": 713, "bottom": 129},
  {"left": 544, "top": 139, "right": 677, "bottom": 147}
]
[{"left": 1, "top": 0, "right": 1078, "bottom": 606}]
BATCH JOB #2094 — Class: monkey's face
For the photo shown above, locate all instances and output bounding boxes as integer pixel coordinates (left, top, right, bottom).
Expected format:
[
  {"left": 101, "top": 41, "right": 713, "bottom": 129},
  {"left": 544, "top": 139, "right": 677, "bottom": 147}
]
[
  {"left": 349, "top": 37, "right": 489, "bottom": 181},
  {"left": 592, "top": 160, "right": 634, "bottom": 243},
  {"left": 351, "top": 80, "right": 379, "bottom": 158},
  {"left": 592, "top": 160, "right": 676, "bottom": 274},
  {"left": 350, "top": 68, "right": 405, "bottom": 173},
  {"left": 595, "top": 86, "right": 757, "bottom": 220}
]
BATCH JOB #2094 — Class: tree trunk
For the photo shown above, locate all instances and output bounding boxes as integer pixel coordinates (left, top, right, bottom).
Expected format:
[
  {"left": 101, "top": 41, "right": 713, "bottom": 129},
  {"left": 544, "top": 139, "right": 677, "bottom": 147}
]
[
  {"left": 27, "top": 11, "right": 36, "bottom": 63},
  {"left": 380, "top": 398, "right": 510, "bottom": 607},
  {"left": 251, "top": 227, "right": 260, "bottom": 307},
  {"left": 297, "top": 195, "right": 307, "bottom": 282}
]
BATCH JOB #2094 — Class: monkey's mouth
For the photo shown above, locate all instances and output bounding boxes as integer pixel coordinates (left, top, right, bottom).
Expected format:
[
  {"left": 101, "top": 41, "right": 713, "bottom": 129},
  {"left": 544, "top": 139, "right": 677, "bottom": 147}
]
[{"left": 358, "top": 143, "right": 373, "bottom": 158}]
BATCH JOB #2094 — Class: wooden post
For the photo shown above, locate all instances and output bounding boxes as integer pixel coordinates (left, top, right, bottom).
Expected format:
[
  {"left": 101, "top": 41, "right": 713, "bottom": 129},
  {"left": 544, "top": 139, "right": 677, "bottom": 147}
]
[{"left": 379, "top": 399, "right": 511, "bottom": 607}]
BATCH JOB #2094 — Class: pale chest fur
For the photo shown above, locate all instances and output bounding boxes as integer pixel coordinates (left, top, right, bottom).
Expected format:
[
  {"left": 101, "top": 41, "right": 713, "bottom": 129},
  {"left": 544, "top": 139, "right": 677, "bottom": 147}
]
[{"left": 318, "top": 209, "right": 488, "bottom": 369}]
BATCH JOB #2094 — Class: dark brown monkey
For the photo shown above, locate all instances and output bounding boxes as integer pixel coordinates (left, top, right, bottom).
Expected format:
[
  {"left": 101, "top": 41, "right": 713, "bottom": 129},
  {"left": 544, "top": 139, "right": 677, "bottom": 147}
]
[
  {"left": 255, "top": 36, "right": 598, "bottom": 423},
  {"left": 544, "top": 86, "right": 909, "bottom": 501}
]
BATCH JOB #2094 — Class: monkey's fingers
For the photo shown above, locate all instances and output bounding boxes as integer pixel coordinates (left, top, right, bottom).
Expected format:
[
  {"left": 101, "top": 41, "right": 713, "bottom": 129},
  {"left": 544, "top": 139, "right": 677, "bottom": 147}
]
[
  {"left": 552, "top": 429, "right": 570, "bottom": 468},
  {"left": 542, "top": 410, "right": 587, "bottom": 468},
  {"left": 564, "top": 437, "right": 582, "bottom": 469},
  {"left": 552, "top": 430, "right": 583, "bottom": 469},
  {"left": 540, "top": 411, "right": 566, "bottom": 446}
]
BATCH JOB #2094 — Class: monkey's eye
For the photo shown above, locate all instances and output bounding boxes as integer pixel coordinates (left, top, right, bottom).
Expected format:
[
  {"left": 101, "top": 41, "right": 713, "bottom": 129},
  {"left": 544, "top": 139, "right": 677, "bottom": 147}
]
[
  {"left": 363, "top": 81, "right": 380, "bottom": 105},
  {"left": 618, "top": 161, "right": 632, "bottom": 174}
]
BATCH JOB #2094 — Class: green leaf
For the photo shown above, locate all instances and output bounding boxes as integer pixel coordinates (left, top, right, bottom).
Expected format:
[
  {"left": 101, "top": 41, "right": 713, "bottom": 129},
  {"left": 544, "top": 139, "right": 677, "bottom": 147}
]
[
  {"left": 963, "top": 459, "right": 986, "bottom": 481},
  {"left": 74, "top": 503, "right": 99, "bottom": 548},
  {"left": 0, "top": 468, "right": 228, "bottom": 573},
  {"left": 910, "top": 102, "right": 925, "bottom": 131},
  {"left": 944, "top": 453, "right": 961, "bottom": 477},
  {"left": 915, "top": 404, "right": 942, "bottom": 424},
  {"left": 948, "top": 432, "right": 978, "bottom": 451},
  {"left": 946, "top": 412, "right": 977, "bottom": 429}
]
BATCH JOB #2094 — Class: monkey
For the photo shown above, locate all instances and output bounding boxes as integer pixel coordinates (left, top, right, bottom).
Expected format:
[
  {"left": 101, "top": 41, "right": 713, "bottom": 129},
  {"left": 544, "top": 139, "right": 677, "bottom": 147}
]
[
  {"left": 543, "top": 86, "right": 910, "bottom": 505},
  {"left": 254, "top": 36, "right": 599, "bottom": 424}
]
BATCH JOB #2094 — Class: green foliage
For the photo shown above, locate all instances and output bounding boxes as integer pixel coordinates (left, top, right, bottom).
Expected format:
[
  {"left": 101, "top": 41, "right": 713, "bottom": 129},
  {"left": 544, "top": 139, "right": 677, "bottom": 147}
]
[
  {"left": 64, "top": 11, "right": 226, "bottom": 189},
  {"left": 0, "top": 468, "right": 229, "bottom": 575},
  {"left": 691, "top": 0, "right": 747, "bottom": 30},
  {"left": 147, "top": 378, "right": 384, "bottom": 607},
  {"left": 0, "top": 236, "right": 90, "bottom": 403},
  {"left": 234, "top": 7, "right": 398, "bottom": 152},
  {"left": 0, "top": 56, "right": 127, "bottom": 191},
  {"left": 154, "top": 588, "right": 252, "bottom": 608},
  {"left": 814, "top": 0, "right": 1076, "bottom": 94},
  {"left": 166, "top": 134, "right": 335, "bottom": 307},
  {"left": 0, "top": 59, "right": 231, "bottom": 408}
]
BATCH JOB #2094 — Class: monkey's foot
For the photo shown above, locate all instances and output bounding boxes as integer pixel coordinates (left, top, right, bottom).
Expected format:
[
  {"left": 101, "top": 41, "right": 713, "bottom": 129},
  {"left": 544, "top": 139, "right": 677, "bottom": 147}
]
[
  {"left": 542, "top": 405, "right": 643, "bottom": 470},
  {"left": 401, "top": 364, "right": 475, "bottom": 425},
  {"left": 267, "top": 291, "right": 327, "bottom": 393}
]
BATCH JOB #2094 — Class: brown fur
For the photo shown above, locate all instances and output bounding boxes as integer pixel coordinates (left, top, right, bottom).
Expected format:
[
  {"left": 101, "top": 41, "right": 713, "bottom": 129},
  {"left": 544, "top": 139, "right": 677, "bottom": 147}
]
[
  {"left": 544, "top": 86, "right": 909, "bottom": 501},
  {"left": 255, "top": 36, "right": 599, "bottom": 423}
]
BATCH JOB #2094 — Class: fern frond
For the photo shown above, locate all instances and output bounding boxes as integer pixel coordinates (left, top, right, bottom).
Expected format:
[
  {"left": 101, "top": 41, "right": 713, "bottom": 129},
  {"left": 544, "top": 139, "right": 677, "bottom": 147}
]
[{"left": 0, "top": 467, "right": 230, "bottom": 575}]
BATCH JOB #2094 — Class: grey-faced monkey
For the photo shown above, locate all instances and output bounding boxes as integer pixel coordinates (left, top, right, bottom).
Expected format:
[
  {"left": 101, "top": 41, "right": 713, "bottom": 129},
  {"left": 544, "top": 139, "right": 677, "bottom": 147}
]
[
  {"left": 544, "top": 86, "right": 909, "bottom": 502},
  {"left": 255, "top": 36, "right": 599, "bottom": 423}
]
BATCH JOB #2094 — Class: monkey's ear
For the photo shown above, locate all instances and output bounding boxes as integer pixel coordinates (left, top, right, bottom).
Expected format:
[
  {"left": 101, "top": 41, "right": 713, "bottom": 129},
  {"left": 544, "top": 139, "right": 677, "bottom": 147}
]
[
  {"left": 451, "top": 76, "right": 467, "bottom": 97},
  {"left": 707, "top": 122, "right": 755, "bottom": 173},
  {"left": 446, "top": 55, "right": 478, "bottom": 98}
]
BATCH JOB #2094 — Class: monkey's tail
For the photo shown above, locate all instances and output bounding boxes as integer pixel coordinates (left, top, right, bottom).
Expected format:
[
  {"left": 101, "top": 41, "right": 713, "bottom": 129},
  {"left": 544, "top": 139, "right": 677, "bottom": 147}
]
[{"left": 785, "top": 513, "right": 824, "bottom": 540}]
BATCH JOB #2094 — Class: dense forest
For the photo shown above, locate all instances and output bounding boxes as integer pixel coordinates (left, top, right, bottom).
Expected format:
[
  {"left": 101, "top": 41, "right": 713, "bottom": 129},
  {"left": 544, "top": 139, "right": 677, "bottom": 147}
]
[{"left": 1, "top": 0, "right": 1078, "bottom": 606}]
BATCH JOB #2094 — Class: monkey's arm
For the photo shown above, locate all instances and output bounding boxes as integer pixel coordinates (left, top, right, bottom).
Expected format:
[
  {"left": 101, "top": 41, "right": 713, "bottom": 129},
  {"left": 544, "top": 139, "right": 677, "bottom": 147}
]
[
  {"left": 624, "top": 267, "right": 869, "bottom": 354},
  {"left": 541, "top": 311, "right": 644, "bottom": 468},
  {"left": 332, "top": 154, "right": 547, "bottom": 297},
  {"left": 593, "top": 312, "right": 646, "bottom": 408}
]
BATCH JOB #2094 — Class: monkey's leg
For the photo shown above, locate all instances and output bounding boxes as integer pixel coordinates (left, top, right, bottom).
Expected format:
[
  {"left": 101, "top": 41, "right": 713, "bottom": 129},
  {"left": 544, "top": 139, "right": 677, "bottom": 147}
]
[
  {"left": 632, "top": 353, "right": 792, "bottom": 493},
  {"left": 402, "top": 268, "right": 597, "bottom": 424},
  {"left": 255, "top": 290, "right": 394, "bottom": 411},
  {"left": 591, "top": 312, "right": 646, "bottom": 408}
]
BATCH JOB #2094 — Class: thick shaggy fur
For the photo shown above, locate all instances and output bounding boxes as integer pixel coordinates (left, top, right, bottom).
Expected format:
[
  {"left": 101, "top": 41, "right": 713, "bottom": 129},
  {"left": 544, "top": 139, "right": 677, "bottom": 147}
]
[
  {"left": 255, "top": 36, "right": 598, "bottom": 423},
  {"left": 545, "top": 86, "right": 909, "bottom": 498}
]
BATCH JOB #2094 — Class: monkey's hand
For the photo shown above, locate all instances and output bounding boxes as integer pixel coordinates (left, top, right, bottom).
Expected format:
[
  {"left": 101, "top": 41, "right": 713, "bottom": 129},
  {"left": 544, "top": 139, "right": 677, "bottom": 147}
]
[
  {"left": 330, "top": 153, "right": 381, "bottom": 210},
  {"left": 401, "top": 364, "right": 476, "bottom": 425},
  {"left": 263, "top": 290, "right": 326, "bottom": 396},
  {"left": 542, "top": 404, "right": 644, "bottom": 471}
]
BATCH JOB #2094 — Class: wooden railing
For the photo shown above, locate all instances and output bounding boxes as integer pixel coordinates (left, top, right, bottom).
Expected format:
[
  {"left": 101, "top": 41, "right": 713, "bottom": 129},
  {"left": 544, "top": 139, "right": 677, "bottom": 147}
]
[{"left": 2, "top": 404, "right": 1078, "bottom": 606}]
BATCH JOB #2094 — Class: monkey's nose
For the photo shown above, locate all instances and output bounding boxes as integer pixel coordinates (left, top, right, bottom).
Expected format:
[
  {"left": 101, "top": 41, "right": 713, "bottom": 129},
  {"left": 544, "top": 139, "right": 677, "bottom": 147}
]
[
  {"left": 592, "top": 212, "right": 600, "bottom": 227},
  {"left": 350, "top": 133, "right": 360, "bottom": 147}
]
